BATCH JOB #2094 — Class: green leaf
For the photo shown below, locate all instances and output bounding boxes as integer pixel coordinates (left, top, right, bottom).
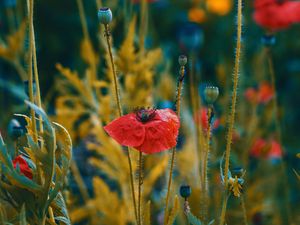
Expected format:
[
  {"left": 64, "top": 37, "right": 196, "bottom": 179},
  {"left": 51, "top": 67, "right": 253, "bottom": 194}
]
[
  {"left": 19, "top": 205, "right": 27, "bottom": 225},
  {"left": 166, "top": 195, "right": 179, "bottom": 225},
  {"left": 50, "top": 192, "right": 71, "bottom": 225},
  {"left": 186, "top": 211, "right": 202, "bottom": 225}
]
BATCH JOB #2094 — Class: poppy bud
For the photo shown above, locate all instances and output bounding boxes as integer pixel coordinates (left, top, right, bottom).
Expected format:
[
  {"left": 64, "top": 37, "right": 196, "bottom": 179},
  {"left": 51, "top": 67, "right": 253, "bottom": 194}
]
[
  {"left": 180, "top": 185, "right": 191, "bottom": 199},
  {"left": 261, "top": 34, "right": 276, "bottom": 47},
  {"left": 204, "top": 86, "right": 219, "bottom": 104},
  {"left": 8, "top": 119, "right": 24, "bottom": 140},
  {"left": 178, "top": 55, "right": 187, "bottom": 66},
  {"left": 98, "top": 7, "right": 113, "bottom": 25}
]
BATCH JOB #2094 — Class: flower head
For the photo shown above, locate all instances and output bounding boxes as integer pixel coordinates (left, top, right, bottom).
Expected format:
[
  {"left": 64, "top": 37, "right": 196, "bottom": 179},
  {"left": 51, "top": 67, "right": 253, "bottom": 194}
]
[
  {"left": 194, "top": 107, "right": 220, "bottom": 132},
  {"left": 179, "top": 185, "right": 192, "bottom": 199},
  {"left": 13, "top": 155, "right": 33, "bottom": 179},
  {"left": 104, "top": 108, "right": 180, "bottom": 154},
  {"left": 98, "top": 7, "right": 113, "bottom": 25},
  {"left": 250, "top": 138, "right": 283, "bottom": 160},
  {"left": 253, "top": 0, "right": 300, "bottom": 31},
  {"left": 244, "top": 82, "right": 274, "bottom": 104}
]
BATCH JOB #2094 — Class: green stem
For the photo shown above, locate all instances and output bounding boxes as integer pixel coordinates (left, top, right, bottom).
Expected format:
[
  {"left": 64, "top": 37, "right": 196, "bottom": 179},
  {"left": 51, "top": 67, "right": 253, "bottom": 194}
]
[
  {"left": 27, "top": 0, "right": 38, "bottom": 143},
  {"left": 76, "top": 0, "right": 90, "bottom": 40},
  {"left": 265, "top": 47, "right": 293, "bottom": 225},
  {"left": 219, "top": 192, "right": 229, "bottom": 225},
  {"left": 104, "top": 25, "right": 123, "bottom": 117},
  {"left": 241, "top": 195, "right": 248, "bottom": 225},
  {"left": 164, "top": 64, "right": 185, "bottom": 225},
  {"left": 220, "top": 0, "right": 242, "bottom": 224},
  {"left": 201, "top": 106, "right": 212, "bottom": 223},
  {"left": 138, "top": 151, "right": 143, "bottom": 225},
  {"left": 103, "top": 24, "right": 138, "bottom": 224}
]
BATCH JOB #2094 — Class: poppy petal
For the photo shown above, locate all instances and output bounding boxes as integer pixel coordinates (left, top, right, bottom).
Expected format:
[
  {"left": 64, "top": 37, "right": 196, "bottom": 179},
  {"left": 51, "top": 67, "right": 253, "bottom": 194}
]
[
  {"left": 104, "top": 113, "right": 146, "bottom": 147},
  {"left": 136, "top": 112, "right": 180, "bottom": 154}
]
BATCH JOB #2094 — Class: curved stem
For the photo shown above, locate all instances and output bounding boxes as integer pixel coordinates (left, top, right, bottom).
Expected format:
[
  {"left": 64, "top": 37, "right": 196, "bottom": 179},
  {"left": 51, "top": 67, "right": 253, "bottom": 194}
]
[
  {"left": 164, "top": 64, "right": 185, "bottom": 224},
  {"left": 103, "top": 24, "right": 138, "bottom": 224},
  {"left": 104, "top": 25, "right": 123, "bottom": 117},
  {"left": 27, "top": 0, "right": 37, "bottom": 142},
  {"left": 219, "top": 0, "right": 242, "bottom": 224}
]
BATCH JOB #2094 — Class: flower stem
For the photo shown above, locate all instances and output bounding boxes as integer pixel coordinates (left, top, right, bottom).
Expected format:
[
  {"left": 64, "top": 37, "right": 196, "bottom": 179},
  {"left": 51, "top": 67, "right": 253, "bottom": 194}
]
[
  {"left": 138, "top": 151, "right": 143, "bottom": 225},
  {"left": 265, "top": 47, "right": 293, "bottom": 225},
  {"left": 104, "top": 25, "right": 123, "bottom": 117},
  {"left": 241, "top": 195, "right": 248, "bottom": 225},
  {"left": 219, "top": 0, "right": 242, "bottom": 224},
  {"left": 103, "top": 24, "right": 138, "bottom": 224},
  {"left": 201, "top": 106, "right": 213, "bottom": 223},
  {"left": 164, "top": 64, "right": 185, "bottom": 225},
  {"left": 27, "top": 0, "right": 38, "bottom": 143}
]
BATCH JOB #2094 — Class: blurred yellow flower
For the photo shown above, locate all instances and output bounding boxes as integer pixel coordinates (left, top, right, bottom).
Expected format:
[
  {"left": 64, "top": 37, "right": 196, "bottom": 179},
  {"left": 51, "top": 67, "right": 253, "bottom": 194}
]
[
  {"left": 206, "top": 0, "right": 232, "bottom": 16},
  {"left": 188, "top": 7, "right": 206, "bottom": 24}
]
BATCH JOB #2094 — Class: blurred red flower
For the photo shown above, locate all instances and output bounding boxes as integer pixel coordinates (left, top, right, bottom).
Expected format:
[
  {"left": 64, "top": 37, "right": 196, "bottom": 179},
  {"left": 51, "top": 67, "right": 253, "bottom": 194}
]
[
  {"left": 250, "top": 138, "right": 283, "bottom": 159},
  {"left": 104, "top": 108, "right": 180, "bottom": 154},
  {"left": 13, "top": 155, "right": 33, "bottom": 179},
  {"left": 253, "top": 0, "right": 300, "bottom": 31},
  {"left": 244, "top": 82, "right": 274, "bottom": 104},
  {"left": 194, "top": 107, "right": 220, "bottom": 131}
]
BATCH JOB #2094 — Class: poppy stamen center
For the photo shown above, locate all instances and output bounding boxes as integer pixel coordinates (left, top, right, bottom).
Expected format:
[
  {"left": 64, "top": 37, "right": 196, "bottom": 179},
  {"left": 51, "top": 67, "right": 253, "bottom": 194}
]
[{"left": 135, "top": 108, "right": 157, "bottom": 123}]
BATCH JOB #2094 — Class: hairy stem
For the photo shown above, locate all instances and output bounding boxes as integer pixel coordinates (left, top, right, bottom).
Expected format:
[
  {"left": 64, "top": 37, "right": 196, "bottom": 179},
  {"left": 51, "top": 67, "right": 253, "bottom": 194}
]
[
  {"left": 201, "top": 106, "right": 212, "bottom": 223},
  {"left": 103, "top": 24, "right": 138, "bottom": 224},
  {"left": 164, "top": 64, "right": 185, "bottom": 225},
  {"left": 104, "top": 25, "right": 123, "bottom": 117},
  {"left": 138, "top": 151, "right": 143, "bottom": 225},
  {"left": 219, "top": 0, "right": 242, "bottom": 224}
]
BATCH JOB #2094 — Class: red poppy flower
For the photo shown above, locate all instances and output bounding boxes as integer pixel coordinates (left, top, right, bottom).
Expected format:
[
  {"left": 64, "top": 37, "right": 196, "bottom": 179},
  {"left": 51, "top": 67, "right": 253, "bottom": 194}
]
[
  {"left": 253, "top": 0, "right": 300, "bottom": 31},
  {"left": 13, "top": 155, "right": 33, "bottom": 179},
  {"left": 250, "top": 138, "right": 283, "bottom": 159},
  {"left": 104, "top": 108, "right": 180, "bottom": 154},
  {"left": 194, "top": 108, "right": 220, "bottom": 131},
  {"left": 244, "top": 82, "right": 274, "bottom": 104}
]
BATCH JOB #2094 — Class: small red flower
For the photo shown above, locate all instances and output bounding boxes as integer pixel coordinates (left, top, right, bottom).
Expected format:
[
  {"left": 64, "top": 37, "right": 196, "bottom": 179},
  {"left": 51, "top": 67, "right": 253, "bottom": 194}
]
[
  {"left": 244, "top": 82, "right": 274, "bottom": 104},
  {"left": 250, "top": 138, "right": 283, "bottom": 160},
  {"left": 194, "top": 108, "right": 220, "bottom": 131},
  {"left": 253, "top": 0, "right": 300, "bottom": 31},
  {"left": 104, "top": 108, "right": 180, "bottom": 154},
  {"left": 13, "top": 155, "right": 33, "bottom": 179}
]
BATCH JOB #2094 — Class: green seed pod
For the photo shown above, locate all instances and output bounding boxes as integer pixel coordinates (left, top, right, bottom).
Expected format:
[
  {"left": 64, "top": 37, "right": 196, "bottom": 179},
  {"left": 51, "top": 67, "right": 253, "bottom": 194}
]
[
  {"left": 180, "top": 185, "right": 191, "bottom": 199},
  {"left": 204, "top": 86, "right": 219, "bottom": 104},
  {"left": 98, "top": 7, "right": 112, "bottom": 25},
  {"left": 178, "top": 55, "right": 187, "bottom": 66}
]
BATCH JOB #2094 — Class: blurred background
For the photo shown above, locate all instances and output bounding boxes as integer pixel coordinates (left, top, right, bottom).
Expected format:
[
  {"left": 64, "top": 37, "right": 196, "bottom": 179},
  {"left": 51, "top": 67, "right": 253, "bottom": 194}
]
[{"left": 0, "top": 0, "right": 300, "bottom": 224}]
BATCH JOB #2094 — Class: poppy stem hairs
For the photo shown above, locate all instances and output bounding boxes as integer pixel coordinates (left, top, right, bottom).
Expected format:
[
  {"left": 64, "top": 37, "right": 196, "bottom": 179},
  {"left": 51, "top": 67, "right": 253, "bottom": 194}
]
[
  {"left": 138, "top": 151, "right": 143, "bottom": 225},
  {"left": 98, "top": 8, "right": 138, "bottom": 224},
  {"left": 219, "top": 0, "right": 242, "bottom": 224},
  {"left": 164, "top": 55, "right": 187, "bottom": 225}
]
